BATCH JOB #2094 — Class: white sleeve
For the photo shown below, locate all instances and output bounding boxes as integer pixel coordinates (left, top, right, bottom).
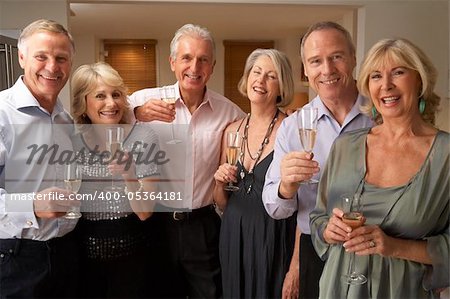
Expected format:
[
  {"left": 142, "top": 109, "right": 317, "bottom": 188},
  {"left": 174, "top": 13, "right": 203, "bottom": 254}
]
[
  {"left": 128, "top": 89, "right": 161, "bottom": 110},
  {"left": 262, "top": 118, "right": 298, "bottom": 219},
  {"left": 0, "top": 134, "right": 39, "bottom": 238}
]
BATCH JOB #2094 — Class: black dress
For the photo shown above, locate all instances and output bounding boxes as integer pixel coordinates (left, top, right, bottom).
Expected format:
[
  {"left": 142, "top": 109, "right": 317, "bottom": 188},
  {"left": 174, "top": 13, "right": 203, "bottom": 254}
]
[{"left": 219, "top": 152, "right": 297, "bottom": 298}]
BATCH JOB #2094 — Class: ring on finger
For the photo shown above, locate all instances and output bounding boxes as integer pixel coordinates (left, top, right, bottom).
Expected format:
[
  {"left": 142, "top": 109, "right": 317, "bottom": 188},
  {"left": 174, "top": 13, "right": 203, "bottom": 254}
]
[{"left": 369, "top": 240, "right": 376, "bottom": 248}]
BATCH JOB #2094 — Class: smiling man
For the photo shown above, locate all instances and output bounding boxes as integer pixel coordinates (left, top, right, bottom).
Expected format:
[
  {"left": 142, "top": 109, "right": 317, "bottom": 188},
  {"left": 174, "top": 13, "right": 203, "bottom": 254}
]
[
  {"left": 0, "top": 19, "right": 80, "bottom": 298},
  {"left": 129, "top": 24, "right": 244, "bottom": 298},
  {"left": 262, "top": 21, "right": 373, "bottom": 298}
]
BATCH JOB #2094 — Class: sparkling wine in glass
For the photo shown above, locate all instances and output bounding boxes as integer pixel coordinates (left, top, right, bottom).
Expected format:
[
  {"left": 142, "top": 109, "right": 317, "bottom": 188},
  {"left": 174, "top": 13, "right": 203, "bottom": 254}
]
[
  {"left": 63, "top": 162, "right": 82, "bottom": 219},
  {"left": 298, "top": 107, "right": 318, "bottom": 184},
  {"left": 341, "top": 193, "right": 367, "bottom": 285},
  {"left": 161, "top": 86, "right": 181, "bottom": 144},
  {"left": 224, "top": 132, "right": 241, "bottom": 192},
  {"left": 104, "top": 126, "right": 124, "bottom": 192}
]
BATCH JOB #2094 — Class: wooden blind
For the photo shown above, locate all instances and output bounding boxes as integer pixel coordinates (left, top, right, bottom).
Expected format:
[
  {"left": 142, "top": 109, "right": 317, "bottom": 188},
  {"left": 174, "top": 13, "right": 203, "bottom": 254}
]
[
  {"left": 104, "top": 39, "right": 157, "bottom": 94},
  {"left": 223, "top": 40, "right": 274, "bottom": 113}
]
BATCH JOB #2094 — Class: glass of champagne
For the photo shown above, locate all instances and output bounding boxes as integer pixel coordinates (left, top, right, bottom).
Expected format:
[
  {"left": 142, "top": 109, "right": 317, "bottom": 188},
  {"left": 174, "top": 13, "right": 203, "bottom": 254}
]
[
  {"left": 341, "top": 193, "right": 367, "bottom": 285},
  {"left": 64, "top": 161, "right": 82, "bottom": 219},
  {"left": 161, "top": 86, "right": 181, "bottom": 144},
  {"left": 224, "top": 132, "right": 241, "bottom": 192},
  {"left": 104, "top": 126, "right": 125, "bottom": 192},
  {"left": 298, "top": 107, "right": 318, "bottom": 184}
]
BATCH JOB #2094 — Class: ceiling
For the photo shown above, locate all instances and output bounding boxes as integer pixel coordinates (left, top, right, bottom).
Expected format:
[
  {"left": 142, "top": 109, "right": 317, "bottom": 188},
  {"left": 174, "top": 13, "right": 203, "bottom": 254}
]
[{"left": 69, "top": 2, "right": 357, "bottom": 40}]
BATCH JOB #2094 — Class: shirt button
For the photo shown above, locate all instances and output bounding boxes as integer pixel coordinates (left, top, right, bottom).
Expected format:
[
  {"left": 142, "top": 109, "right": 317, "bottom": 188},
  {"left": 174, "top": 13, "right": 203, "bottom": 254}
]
[{"left": 26, "top": 220, "right": 33, "bottom": 227}]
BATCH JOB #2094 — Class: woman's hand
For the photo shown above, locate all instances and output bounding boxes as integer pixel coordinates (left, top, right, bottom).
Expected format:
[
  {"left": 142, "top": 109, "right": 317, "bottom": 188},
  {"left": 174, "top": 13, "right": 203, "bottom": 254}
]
[
  {"left": 343, "top": 225, "right": 392, "bottom": 257},
  {"left": 281, "top": 267, "right": 299, "bottom": 299},
  {"left": 323, "top": 208, "right": 353, "bottom": 244},
  {"left": 108, "top": 151, "right": 135, "bottom": 178},
  {"left": 214, "top": 163, "right": 238, "bottom": 186}
]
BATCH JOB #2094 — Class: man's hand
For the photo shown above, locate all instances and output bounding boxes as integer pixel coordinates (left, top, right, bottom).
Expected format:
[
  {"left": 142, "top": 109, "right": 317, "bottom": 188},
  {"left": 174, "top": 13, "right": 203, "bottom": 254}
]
[
  {"left": 33, "top": 187, "right": 80, "bottom": 218},
  {"left": 279, "top": 151, "right": 319, "bottom": 199},
  {"left": 134, "top": 99, "right": 175, "bottom": 122}
]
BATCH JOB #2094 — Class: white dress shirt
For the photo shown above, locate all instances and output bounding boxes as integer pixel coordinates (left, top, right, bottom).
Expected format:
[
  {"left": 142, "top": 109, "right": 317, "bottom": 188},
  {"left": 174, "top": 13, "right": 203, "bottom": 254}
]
[{"left": 0, "top": 77, "right": 77, "bottom": 240}]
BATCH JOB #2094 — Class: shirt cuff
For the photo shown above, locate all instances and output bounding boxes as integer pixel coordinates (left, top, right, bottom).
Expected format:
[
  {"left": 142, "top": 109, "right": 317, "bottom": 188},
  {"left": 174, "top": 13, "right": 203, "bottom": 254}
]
[
  {"left": 274, "top": 181, "right": 298, "bottom": 210},
  {"left": 5, "top": 193, "right": 39, "bottom": 230}
]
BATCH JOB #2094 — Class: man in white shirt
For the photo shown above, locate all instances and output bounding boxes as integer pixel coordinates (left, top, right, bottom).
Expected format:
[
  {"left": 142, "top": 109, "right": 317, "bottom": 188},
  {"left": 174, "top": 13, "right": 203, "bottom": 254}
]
[
  {"left": 129, "top": 24, "right": 244, "bottom": 298},
  {"left": 0, "top": 19, "right": 79, "bottom": 297}
]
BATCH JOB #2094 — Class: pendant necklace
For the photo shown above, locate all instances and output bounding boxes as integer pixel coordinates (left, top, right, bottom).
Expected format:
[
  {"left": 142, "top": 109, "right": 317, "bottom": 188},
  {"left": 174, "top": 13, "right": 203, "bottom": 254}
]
[{"left": 240, "top": 109, "right": 279, "bottom": 194}]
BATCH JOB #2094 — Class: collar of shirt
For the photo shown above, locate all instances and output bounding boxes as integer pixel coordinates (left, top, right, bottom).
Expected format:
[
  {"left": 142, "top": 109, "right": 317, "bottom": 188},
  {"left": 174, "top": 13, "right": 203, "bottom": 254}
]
[
  {"left": 13, "top": 76, "right": 66, "bottom": 117},
  {"left": 175, "top": 81, "right": 216, "bottom": 113},
  {"left": 307, "top": 93, "right": 369, "bottom": 129}
]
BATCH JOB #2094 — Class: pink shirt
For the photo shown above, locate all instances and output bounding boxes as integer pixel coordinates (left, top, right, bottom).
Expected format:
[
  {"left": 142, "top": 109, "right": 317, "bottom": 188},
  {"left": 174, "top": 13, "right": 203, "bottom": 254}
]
[{"left": 129, "top": 82, "right": 245, "bottom": 209}]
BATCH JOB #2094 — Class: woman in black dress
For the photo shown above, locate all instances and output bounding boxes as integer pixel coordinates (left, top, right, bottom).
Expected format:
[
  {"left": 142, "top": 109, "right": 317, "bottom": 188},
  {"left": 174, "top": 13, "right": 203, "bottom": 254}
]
[{"left": 213, "top": 49, "right": 297, "bottom": 298}]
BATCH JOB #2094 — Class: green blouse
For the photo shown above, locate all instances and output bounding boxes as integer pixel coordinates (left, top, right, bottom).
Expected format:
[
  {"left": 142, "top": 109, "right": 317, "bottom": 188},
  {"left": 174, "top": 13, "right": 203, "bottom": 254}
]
[{"left": 310, "top": 128, "right": 449, "bottom": 298}]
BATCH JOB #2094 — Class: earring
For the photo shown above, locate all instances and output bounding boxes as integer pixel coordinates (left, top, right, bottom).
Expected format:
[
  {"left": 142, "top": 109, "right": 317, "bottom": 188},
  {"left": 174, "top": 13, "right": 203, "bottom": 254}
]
[
  {"left": 371, "top": 106, "right": 377, "bottom": 119},
  {"left": 419, "top": 98, "right": 426, "bottom": 114}
]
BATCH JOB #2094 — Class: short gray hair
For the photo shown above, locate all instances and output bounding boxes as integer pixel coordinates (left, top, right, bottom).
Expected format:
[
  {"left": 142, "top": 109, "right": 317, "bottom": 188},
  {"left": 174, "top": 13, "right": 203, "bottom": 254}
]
[
  {"left": 18, "top": 19, "right": 75, "bottom": 56},
  {"left": 169, "top": 24, "right": 215, "bottom": 61}
]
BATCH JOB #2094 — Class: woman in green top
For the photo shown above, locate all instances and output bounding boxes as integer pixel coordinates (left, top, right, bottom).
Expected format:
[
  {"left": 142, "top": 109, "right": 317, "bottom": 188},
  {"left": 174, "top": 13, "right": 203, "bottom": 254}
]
[{"left": 310, "top": 38, "right": 449, "bottom": 298}]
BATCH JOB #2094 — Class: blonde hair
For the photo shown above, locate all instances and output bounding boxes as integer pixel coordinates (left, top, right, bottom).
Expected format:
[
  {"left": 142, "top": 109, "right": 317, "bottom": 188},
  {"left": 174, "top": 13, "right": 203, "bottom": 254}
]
[
  {"left": 71, "top": 62, "right": 129, "bottom": 126},
  {"left": 18, "top": 19, "right": 75, "bottom": 56},
  {"left": 358, "top": 38, "right": 440, "bottom": 125},
  {"left": 238, "top": 48, "right": 294, "bottom": 107}
]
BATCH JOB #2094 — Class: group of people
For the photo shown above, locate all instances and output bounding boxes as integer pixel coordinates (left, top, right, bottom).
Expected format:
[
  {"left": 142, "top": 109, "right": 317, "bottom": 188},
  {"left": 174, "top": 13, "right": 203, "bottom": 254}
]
[{"left": 0, "top": 17, "right": 447, "bottom": 299}]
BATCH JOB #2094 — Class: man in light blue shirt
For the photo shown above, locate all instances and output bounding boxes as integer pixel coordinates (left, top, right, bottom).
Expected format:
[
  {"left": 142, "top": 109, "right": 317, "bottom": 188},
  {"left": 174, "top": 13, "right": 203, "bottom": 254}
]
[
  {"left": 262, "top": 22, "right": 373, "bottom": 298},
  {"left": 0, "top": 19, "right": 79, "bottom": 298}
]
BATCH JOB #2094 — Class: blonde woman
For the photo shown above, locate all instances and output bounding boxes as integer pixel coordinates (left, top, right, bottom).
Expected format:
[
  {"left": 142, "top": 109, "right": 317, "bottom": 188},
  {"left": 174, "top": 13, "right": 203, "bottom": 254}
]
[
  {"left": 71, "top": 62, "right": 158, "bottom": 298},
  {"left": 310, "top": 38, "right": 448, "bottom": 298}
]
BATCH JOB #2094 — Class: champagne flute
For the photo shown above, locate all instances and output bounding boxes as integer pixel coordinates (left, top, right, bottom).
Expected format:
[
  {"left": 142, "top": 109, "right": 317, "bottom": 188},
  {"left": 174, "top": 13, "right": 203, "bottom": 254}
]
[
  {"left": 63, "top": 161, "right": 82, "bottom": 219},
  {"left": 104, "top": 126, "right": 125, "bottom": 192},
  {"left": 341, "top": 193, "right": 367, "bottom": 285},
  {"left": 298, "top": 107, "right": 318, "bottom": 184},
  {"left": 161, "top": 86, "right": 181, "bottom": 144},
  {"left": 224, "top": 132, "right": 241, "bottom": 192}
]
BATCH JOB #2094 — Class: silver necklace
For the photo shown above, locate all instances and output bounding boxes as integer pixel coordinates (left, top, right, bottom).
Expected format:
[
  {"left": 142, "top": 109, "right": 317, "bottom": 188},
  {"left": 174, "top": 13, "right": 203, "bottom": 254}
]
[{"left": 240, "top": 109, "right": 279, "bottom": 193}]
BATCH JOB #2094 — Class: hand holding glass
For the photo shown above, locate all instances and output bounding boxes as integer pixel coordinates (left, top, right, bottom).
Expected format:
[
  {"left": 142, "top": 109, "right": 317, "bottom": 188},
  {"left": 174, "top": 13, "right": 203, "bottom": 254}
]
[
  {"left": 224, "top": 132, "right": 241, "bottom": 192},
  {"left": 104, "top": 126, "right": 124, "bottom": 192},
  {"left": 341, "top": 193, "right": 367, "bottom": 285},
  {"left": 298, "top": 107, "right": 318, "bottom": 184},
  {"left": 161, "top": 86, "right": 181, "bottom": 144},
  {"left": 63, "top": 162, "right": 82, "bottom": 219}
]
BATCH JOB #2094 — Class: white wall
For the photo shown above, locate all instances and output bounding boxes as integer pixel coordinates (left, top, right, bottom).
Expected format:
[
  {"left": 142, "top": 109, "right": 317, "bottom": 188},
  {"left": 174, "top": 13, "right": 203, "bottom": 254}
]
[
  {"left": 0, "top": 0, "right": 71, "bottom": 109},
  {"left": 357, "top": 1, "right": 449, "bottom": 131}
]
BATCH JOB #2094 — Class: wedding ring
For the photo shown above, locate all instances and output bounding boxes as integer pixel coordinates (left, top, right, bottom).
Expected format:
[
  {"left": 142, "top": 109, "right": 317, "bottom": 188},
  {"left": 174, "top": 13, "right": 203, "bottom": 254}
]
[{"left": 369, "top": 240, "right": 376, "bottom": 248}]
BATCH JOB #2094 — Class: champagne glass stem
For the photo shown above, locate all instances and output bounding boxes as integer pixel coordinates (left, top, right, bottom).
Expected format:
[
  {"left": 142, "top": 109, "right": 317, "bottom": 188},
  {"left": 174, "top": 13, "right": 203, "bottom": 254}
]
[
  {"left": 349, "top": 252, "right": 355, "bottom": 277},
  {"left": 170, "top": 123, "right": 176, "bottom": 141}
]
